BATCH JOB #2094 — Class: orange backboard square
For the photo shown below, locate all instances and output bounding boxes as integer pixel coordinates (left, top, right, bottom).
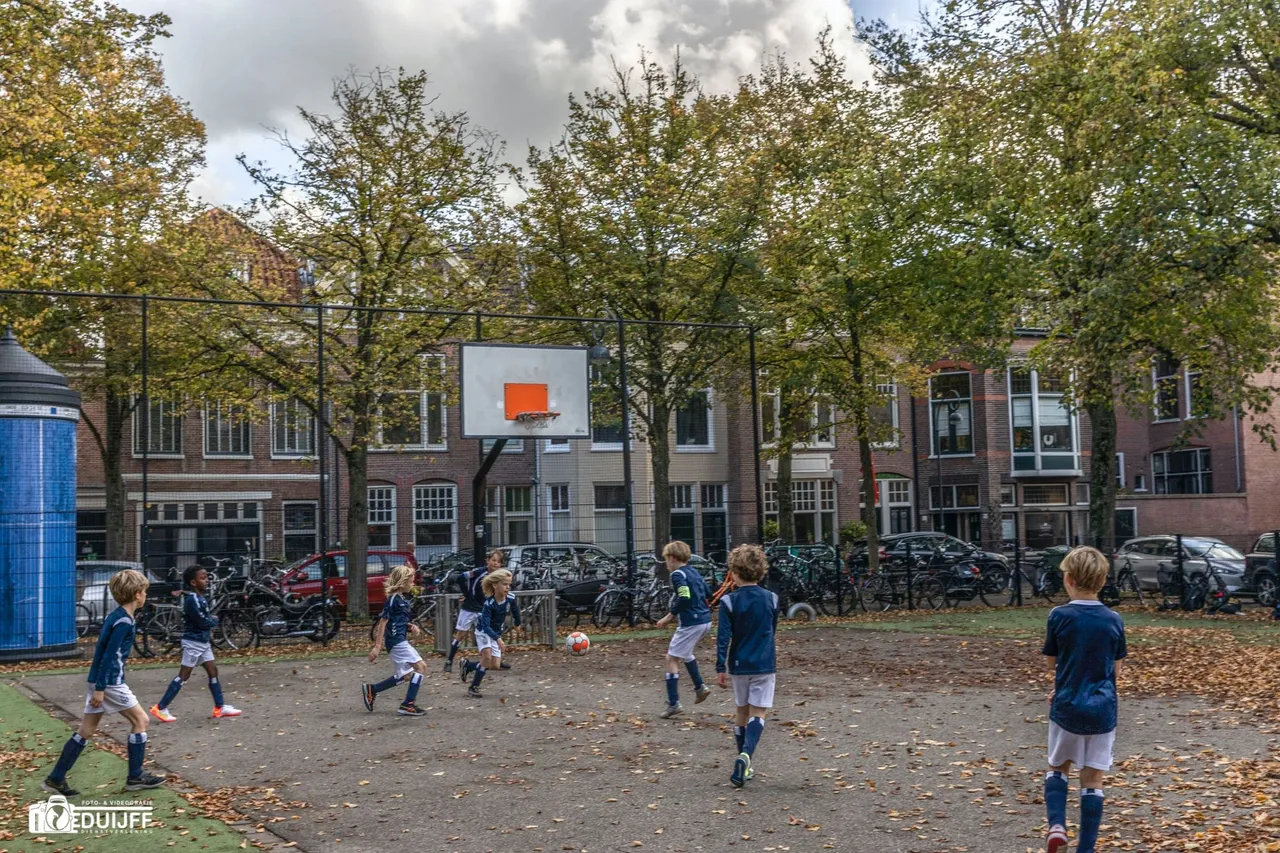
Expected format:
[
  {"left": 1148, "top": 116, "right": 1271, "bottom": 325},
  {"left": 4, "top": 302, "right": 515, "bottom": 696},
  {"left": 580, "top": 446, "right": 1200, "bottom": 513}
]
[{"left": 504, "top": 383, "right": 549, "bottom": 420}]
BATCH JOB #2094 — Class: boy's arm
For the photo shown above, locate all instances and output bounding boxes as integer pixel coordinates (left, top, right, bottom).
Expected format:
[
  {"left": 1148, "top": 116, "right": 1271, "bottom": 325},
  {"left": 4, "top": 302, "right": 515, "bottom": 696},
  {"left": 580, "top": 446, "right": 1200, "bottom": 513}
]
[
  {"left": 96, "top": 621, "right": 132, "bottom": 690},
  {"left": 478, "top": 601, "right": 499, "bottom": 639},
  {"left": 511, "top": 598, "right": 522, "bottom": 628},
  {"left": 715, "top": 598, "right": 732, "bottom": 673},
  {"left": 669, "top": 569, "right": 693, "bottom": 617},
  {"left": 369, "top": 618, "right": 387, "bottom": 660}
]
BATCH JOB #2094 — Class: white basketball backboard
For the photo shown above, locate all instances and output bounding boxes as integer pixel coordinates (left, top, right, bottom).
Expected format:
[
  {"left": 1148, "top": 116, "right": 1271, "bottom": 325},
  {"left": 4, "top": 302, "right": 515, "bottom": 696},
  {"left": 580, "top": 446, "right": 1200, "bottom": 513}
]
[{"left": 459, "top": 343, "right": 591, "bottom": 439}]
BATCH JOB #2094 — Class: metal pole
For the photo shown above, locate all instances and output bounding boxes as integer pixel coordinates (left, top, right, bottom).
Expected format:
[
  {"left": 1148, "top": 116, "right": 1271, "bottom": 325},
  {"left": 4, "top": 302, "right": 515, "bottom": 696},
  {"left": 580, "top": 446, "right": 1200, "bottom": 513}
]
[
  {"left": 617, "top": 318, "right": 637, "bottom": 626},
  {"left": 1014, "top": 522, "right": 1023, "bottom": 606},
  {"left": 1175, "top": 532, "right": 1186, "bottom": 609},
  {"left": 473, "top": 441, "right": 507, "bottom": 567},
  {"left": 905, "top": 540, "right": 915, "bottom": 610},
  {"left": 317, "top": 307, "right": 329, "bottom": 644},
  {"left": 749, "top": 328, "right": 764, "bottom": 544},
  {"left": 140, "top": 296, "right": 149, "bottom": 570}
]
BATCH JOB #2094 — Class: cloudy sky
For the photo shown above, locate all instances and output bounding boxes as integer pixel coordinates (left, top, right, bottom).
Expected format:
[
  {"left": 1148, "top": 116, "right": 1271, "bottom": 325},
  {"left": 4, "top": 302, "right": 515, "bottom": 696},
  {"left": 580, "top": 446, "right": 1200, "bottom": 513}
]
[{"left": 125, "top": 0, "right": 926, "bottom": 207}]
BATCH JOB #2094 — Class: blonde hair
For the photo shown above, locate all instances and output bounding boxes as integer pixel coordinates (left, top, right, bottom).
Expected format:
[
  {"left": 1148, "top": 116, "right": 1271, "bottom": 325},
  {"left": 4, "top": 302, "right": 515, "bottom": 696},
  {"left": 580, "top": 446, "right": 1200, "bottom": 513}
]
[
  {"left": 482, "top": 569, "right": 513, "bottom": 598},
  {"left": 662, "top": 540, "right": 692, "bottom": 563},
  {"left": 384, "top": 564, "right": 416, "bottom": 597},
  {"left": 728, "top": 544, "right": 769, "bottom": 584},
  {"left": 110, "top": 569, "right": 149, "bottom": 605},
  {"left": 1061, "top": 546, "right": 1109, "bottom": 593}
]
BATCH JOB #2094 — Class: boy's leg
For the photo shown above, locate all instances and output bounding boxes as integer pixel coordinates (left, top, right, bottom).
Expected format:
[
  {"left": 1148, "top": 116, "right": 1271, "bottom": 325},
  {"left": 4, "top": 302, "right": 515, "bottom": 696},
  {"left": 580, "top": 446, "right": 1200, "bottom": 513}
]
[
  {"left": 154, "top": 665, "right": 194, "bottom": 718},
  {"left": 46, "top": 713, "right": 101, "bottom": 789},
  {"left": 664, "top": 655, "right": 681, "bottom": 708},
  {"left": 1045, "top": 764, "right": 1070, "bottom": 840},
  {"left": 1077, "top": 766, "right": 1105, "bottom": 853},
  {"left": 741, "top": 705, "right": 767, "bottom": 756},
  {"left": 203, "top": 660, "right": 239, "bottom": 715},
  {"left": 120, "top": 704, "right": 162, "bottom": 785},
  {"left": 734, "top": 705, "right": 748, "bottom": 752}
]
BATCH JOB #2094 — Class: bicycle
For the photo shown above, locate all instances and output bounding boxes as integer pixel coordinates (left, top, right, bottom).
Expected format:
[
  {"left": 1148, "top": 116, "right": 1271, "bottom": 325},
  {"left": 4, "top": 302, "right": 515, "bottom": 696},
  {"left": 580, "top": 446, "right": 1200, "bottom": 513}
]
[
  {"left": 1004, "top": 550, "right": 1067, "bottom": 605},
  {"left": 1100, "top": 558, "right": 1145, "bottom": 608}
]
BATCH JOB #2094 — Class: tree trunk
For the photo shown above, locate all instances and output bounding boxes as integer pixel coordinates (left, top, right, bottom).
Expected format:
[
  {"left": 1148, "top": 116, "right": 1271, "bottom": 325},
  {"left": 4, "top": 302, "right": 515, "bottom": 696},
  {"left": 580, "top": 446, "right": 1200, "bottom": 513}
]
[
  {"left": 345, "top": 439, "right": 370, "bottom": 619},
  {"left": 102, "top": 390, "right": 129, "bottom": 560},
  {"left": 1086, "top": 397, "right": 1118, "bottom": 553},
  {"left": 849, "top": 337, "right": 879, "bottom": 572},
  {"left": 776, "top": 448, "right": 795, "bottom": 543},
  {"left": 649, "top": 398, "right": 672, "bottom": 556}
]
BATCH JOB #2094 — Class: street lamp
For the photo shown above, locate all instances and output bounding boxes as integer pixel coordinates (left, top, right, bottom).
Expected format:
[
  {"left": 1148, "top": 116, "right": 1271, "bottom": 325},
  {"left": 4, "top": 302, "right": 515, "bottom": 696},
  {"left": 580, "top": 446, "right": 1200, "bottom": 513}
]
[{"left": 934, "top": 389, "right": 963, "bottom": 536}]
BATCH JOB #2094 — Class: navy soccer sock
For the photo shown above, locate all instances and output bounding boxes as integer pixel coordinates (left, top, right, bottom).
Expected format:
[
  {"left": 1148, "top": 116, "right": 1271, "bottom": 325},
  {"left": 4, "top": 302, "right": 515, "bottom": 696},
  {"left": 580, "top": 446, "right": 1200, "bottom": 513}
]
[
  {"left": 208, "top": 676, "right": 224, "bottom": 708},
  {"left": 462, "top": 659, "right": 476, "bottom": 676},
  {"left": 734, "top": 726, "right": 744, "bottom": 753},
  {"left": 684, "top": 659, "right": 704, "bottom": 690},
  {"left": 448, "top": 639, "right": 461, "bottom": 662},
  {"left": 665, "top": 673, "right": 679, "bottom": 706},
  {"left": 127, "top": 732, "right": 147, "bottom": 779},
  {"left": 1077, "top": 789, "right": 1104, "bottom": 852},
  {"left": 404, "top": 672, "right": 422, "bottom": 704},
  {"left": 49, "top": 733, "right": 86, "bottom": 783},
  {"left": 471, "top": 665, "right": 486, "bottom": 689},
  {"left": 1045, "top": 770, "right": 1068, "bottom": 828},
  {"left": 158, "top": 676, "right": 184, "bottom": 710},
  {"left": 372, "top": 676, "right": 400, "bottom": 694},
  {"left": 742, "top": 717, "right": 765, "bottom": 757}
]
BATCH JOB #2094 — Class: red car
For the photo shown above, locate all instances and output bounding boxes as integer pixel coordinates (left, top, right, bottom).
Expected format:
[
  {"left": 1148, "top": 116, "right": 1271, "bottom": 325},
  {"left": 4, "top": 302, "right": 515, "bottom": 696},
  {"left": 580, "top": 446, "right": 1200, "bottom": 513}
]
[{"left": 279, "top": 550, "right": 419, "bottom": 613}]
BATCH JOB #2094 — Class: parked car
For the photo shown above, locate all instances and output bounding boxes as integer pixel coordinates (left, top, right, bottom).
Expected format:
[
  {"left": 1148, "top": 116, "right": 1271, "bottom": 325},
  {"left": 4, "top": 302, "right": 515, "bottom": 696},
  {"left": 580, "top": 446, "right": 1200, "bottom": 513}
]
[
  {"left": 1113, "top": 536, "right": 1246, "bottom": 593},
  {"left": 279, "top": 550, "right": 420, "bottom": 613},
  {"left": 1243, "top": 533, "right": 1280, "bottom": 607},
  {"left": 851, "top": 532, "right": 1009, "bottom": 573},
  {"left": 77, "top": 561, "right": 179, "bottom": 622}
]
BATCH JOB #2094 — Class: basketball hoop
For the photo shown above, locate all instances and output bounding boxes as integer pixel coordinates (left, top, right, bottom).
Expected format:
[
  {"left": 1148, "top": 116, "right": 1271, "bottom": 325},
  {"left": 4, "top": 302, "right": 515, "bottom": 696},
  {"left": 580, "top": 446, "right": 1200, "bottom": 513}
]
[{"left": 514, "top": 410, "right": 561, "bottom": 428}]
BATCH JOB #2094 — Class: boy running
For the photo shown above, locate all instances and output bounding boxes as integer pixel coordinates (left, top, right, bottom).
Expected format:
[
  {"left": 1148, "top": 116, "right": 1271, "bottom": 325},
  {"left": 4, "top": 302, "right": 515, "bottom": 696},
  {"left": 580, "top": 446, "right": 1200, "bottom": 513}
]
[
  {"left": 43, "top": 569, "right": 165, "bottom": 795},
  {"left": 362, "top": 565, "right": 429, "bottom": 716},
  {"left": 1042, "top": 546, "right": 1127, "bottom": 853},
  {"left": 655, "top": 540, "right": 712, "bottom": 718},
  {"left": 444, "top": 549, "right": 503, "bottom": 673},
  {"left": 459, "top": 568, "right": 520, "bottom": 698},
  {"left": 150, "top": 565, "right": 242, "bottom": 723},
  {"left": 715, "top": 544, "right": 779, "bottom": 788}
]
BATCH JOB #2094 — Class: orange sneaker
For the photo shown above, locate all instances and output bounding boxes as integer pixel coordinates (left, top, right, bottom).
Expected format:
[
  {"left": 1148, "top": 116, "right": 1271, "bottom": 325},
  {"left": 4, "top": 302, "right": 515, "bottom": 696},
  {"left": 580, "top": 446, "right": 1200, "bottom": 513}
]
[
  {"left": 149, "top": 705, "right": 177, "bottom": 723},
  {"left": 211, "top": 704, "right": 242, "bottom": 718}
]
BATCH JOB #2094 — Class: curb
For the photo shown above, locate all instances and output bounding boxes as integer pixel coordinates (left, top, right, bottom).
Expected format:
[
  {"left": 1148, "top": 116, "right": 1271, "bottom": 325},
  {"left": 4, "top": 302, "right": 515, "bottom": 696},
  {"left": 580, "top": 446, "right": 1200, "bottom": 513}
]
[{"left": 13, "top": 679, "right": 307, "bottom": 853}]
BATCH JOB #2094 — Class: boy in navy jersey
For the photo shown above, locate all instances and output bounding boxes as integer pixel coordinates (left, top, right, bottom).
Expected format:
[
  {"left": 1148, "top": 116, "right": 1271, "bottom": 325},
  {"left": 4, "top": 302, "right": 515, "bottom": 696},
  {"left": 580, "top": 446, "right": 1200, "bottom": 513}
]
[
  {"left": 43, "top": 569, "right": 165, "bottom": 796},
  {"left": 654, "top": 540, "right": 712, "bottom": 718},
  {"left": 362, "top": 565, "right": 429, "bottom": 716},
  {"left": 715, "top": 544, "right": 779, "bottom": 788},
  {"left": 1042, "top": 546, "right": 1127, "bottom": 853},
  {"left": 150, "top": 566, "right": 242, "bottom": 723},
  {"left": 459, "top": 569, "right": 520, "bottom": 698},
  {"left": 445, "top": 549, "right": 504, "bottom": 673}
]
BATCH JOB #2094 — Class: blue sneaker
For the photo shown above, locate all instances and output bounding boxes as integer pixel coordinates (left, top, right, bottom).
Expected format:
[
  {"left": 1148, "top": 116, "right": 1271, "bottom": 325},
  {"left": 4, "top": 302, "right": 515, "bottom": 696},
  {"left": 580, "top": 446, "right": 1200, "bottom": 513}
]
[{"left": 730, "top": 752, "right": 751, "bottom": 788}]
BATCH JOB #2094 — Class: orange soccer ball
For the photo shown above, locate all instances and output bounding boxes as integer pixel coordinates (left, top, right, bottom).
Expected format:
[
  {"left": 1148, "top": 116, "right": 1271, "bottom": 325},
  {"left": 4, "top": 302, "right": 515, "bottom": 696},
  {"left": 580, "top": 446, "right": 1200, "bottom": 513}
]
[{"left": 565, "top": 631, "right": 590, "bottom": 656}]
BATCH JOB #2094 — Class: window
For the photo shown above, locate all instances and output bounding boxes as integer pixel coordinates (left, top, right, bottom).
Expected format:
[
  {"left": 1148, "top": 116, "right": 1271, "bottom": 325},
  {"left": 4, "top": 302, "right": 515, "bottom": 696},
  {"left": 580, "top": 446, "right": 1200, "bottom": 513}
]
[
  {"left": 133, "top": 399, "right": 184, "bottom": 456},
  {"left": 76, "top": 510, "right": 107, "bottom": 560},
  {"left": 870, "top": 384, "right": 899, "bottom": 448},
  {"left": 545, "top": 437, "right": 570, "bottom": 454},
  {"left": 1153, "top": 448, "right": 1211, "bottom": 494},
  {"left": 374, "top": 356, "right": 445, "bottom": 450},
  {"left": 763, "top": 479, "right": 838, "bottom": 545},
  {"left": 675, "top": 390, "right": 711, "bottom": 449},
  {"left": 1185, "top": 370, "right": 1208, "bottom": 418},
  {"left": 1022, "top": 484, "right": 1070, "bottom": 505},
  {"left": 760, "top": 390, "right": 836, "bottom": 448},
  {"left": 271, "top": 400, "right": 315, "bottom": 457},
  {"left": 1154, "top": 355, "right": 1179, "bottom": 421},
  {"left": 368, "top": 486, "right": 396, "bottom": 549},
  {"left": 1075, "top": 483, "right": 1090, "bottom": 505},
  {"left": 484, "top": 438, "right": 525, "bottom": 454},
  {"left": 1134, "top": 472, "right": 1147, "bottom": 492},
  {"left": 593, "top": 484, "right": 628, "bottom": 555},
  {"left": 594, "top": 484, "right": 628, "bottom": 509},
  {"left": 1009, "top": 366, "right": 1076, "bottom": 471},
  {"left": 875, "top": 476, "right": 913, "bottom": 536},
  {"left": 1000, "top": 484, "right": 1017, "bottom": 506},
  {"left": 204, "top": 403, "right": 251, "bottom": 457},
  {"left": 930, "top": 484, "right": 981, "bottom": 509},
  {"left": 1115, "top": 453, "right": 1125, "bottom": 489},
  {"left": 669, "top": 484, "right": 697, "bottom": 548},
  {"left": 701, "top": 485, "right": 728, "bottom": 556},
  {"left": 930, "top": 373, "right": 972, "bottom": 455},
  {"left": 282, "top": 502, "right": 318, "bottom": 561},
  {"left": 591, "top": 365, "right": 624, "bottom": 447},
  {"left": 548, "top": 484, "right": 572, "bottom": 542},
  {"left": 505, "top": 486, "right": 534, "bottom": 544},
  {"left": 413, "top": 484, "right": 456, "bottom": 559}
]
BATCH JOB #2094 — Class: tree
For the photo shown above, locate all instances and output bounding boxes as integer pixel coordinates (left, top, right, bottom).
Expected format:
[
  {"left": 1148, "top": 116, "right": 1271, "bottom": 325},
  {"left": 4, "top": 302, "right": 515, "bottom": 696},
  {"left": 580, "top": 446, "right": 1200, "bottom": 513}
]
[
  {"left": 0, "top": 0, "right": 210, "bottom": 559},
  {"left": 866, "top": 0, "right": 1280, "bottom": 547},
  {"left": 517, "top": 56, "right": 770, "bottom": 554},
  {"left": 195, "top": 68, "right": 512, "bottom": 617}
]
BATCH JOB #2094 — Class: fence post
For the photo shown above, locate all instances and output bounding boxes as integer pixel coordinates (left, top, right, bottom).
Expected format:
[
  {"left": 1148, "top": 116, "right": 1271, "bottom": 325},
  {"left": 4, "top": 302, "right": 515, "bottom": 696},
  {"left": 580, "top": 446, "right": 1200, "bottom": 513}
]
[
  {"left": 617, "top": 318, "right": 636, "bottom": 626},
  {"left": 317, "top": 305, "right": 329, "bottom": 645},
  {"left": 1014, "top": 526, "right": 1023, "bottom": 607},
  {"left": 748, "top": 327, "right": 763, "bottom": 544},
  {"left": 905, "top": 540, "right": 914, "bottom": 610},
  {"left": 140, "top": 295, "right": 149, "bottom": 570},
  {"left": 1175, "top": 532, "right": 1186, "bottom": 609}
]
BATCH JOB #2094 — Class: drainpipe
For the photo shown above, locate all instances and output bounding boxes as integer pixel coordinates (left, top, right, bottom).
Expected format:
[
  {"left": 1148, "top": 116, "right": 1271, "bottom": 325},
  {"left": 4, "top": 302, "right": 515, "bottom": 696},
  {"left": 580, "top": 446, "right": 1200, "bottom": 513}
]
[{"left": 1233, "top": 404, "right": 1243, "bottom": 492}]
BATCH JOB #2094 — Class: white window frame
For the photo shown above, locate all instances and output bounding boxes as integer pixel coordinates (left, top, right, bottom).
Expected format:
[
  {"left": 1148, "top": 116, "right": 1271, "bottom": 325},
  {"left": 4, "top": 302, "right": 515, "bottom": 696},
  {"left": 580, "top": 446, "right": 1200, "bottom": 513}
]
[
  {"left": 281, "top": 501, "right": 319, "bottom": 560},
  {"left": 483, "top": 438, "right": 525, "bottom": 454},
  {"left": 1152, "top": 356, "right": 1180, "bottom": 423},
  {"left": 1152, "top": 447, "right": 1212, "bottom": 495},
  {"left": 1021, "top": 484, "right": 1070, "bottom": 506},
  {"left": 412, "top": 483, "right": 457, "bottom": 555},
  {"left": 372, "top": 355, "right": 447, "bottom": 452},
  {"left": 504, "top": 485, "right": 534, "bottom": 545},
  {"left": 1006, "top": 365, "right": 1080, "bottom": 473},
  {"left": 1000, "top": 484, "right": 1017, "bottom": 506},
  {"left": 929, "top": 373, "right": 974, "bottom": 458},
  {"left": 760, "top": 391, "right": 836, "bottom": 450},
  {"left": 270, "top": 399, "right": 317, "bottom": 459},
  {"left": 871, "top": 383, "right": 900, "bottom": 449},
  {"left": 674, "top": 389, "right": 714, "bottom": 453},
  {"left": 132, "top": 398, "right": 185, "bottom": 458},
  {"left": 1115, "top": 452, "right": 1125, "bottom": 489},
  {"left": 547, "top": 483, "right": 572, "bottom": 541},
  {"left": 590, "top": 365, "right": 626, "bottom": 451},
  {"left": 544, "top": 438, "right": 571, "bottom": 454},
  {"left": 367, "top": 485, "right": 397, "bottom": 550},
  {"left": 203, "top": 402, "right": 252, "bottom": 459},
  {"left": 1184, "top": 369, "right": 1205, "bottom": 420}
]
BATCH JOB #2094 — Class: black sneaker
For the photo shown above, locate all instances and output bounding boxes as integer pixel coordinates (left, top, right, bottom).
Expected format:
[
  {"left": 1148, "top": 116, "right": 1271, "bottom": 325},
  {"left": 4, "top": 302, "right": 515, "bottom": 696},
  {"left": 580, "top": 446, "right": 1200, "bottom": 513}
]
[
  {"left": 459, "top": 658, "right": 470, "bottom": 683},
  {"left": 361, "top": 683, "right": 376, "bottom": 712},
  {"left": 467, "top": 685, "right": 483, "bottom": 699},
  {"left": 397, "top": 702, "right": 426, "bottom": 717},
  {"left": 499, "top": 660, "right": 511, "bottom": 670},
  {"left": 125, "top": 772, "right": 165, "bottom": 791},
  {"left": 443, "top": 659, "right": 453, "bottom": 673},
  {"left": 42, "top": 777, "right": 79, "bottom": 797}
]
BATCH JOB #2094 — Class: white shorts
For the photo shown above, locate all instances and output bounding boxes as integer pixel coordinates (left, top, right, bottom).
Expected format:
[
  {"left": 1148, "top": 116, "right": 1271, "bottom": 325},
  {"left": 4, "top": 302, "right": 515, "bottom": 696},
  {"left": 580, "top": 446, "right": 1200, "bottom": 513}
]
[
  {"left": 1047, "top": 721, "right": 1115, "bottom": 771},
  {"left": 667, "top": 623, "right": 711, "bottom": 661},
  {"left": 180, "top": 639, "right": 215, "bottom": 668},
  {"left": 388, "top": 642, "right": 423, "bottom": 680},
  {"left": 731, "top": 673, "right": 776, "bottom": 709},
  {"left": 455, "top": 609, "right": 480, "bottom": 633},
  {"left": 475, "top": 632, "right": 502, "bottom": 658},
  {"left": 83, "top": 684, "right": 139, "bottom": 715}
]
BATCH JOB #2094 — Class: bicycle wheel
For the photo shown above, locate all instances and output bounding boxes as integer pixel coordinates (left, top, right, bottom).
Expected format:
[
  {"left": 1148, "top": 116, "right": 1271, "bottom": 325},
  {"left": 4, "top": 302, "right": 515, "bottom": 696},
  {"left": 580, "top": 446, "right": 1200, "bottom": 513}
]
[
  {"left": 912, "top": 577, "right": 945, "bottom": 610},
  {"left": 153, "top": 606, "right": 184, "bottom": 651},
  {"left": 132, "top": 606, "right": 157, "bottom": 658},
  {"left": 818, "top": 575, "right": 859, "bottom": 617},
  {"left": 1119, "top": 569, "right": 1145, "bottom": 606},
  {"left": 863, "top": 575, "right": 898, "bottom": 612},
  {"left": 592, "top": 590, "right": 622, "bottom": 629},
  {"left": 1037, "top": 569, "right": 1067, "bottom": 603},
  {"left": 217, "top": 611, "right": 256, "bottom": 650},
  {"left": 76, "top": 604, "right": 94, "bottom": 639}
]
